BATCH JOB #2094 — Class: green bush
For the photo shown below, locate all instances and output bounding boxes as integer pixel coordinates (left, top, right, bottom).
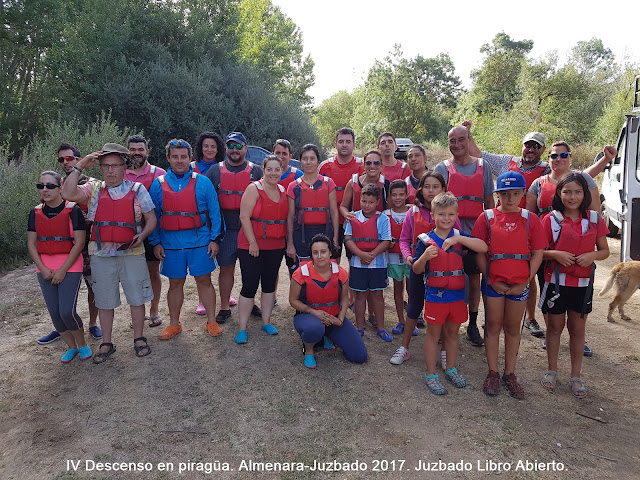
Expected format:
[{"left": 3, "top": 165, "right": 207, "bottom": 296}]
[{"left": 0, "top": 114, "right": 135, "bottom": 271}]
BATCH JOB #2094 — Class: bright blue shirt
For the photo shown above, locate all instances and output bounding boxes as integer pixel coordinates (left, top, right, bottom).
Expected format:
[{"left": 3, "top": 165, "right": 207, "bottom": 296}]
[
  {"left": 414, "top": 229, "right": 474, "bottom": 303},
  {"left": 280, "top": 166, "right": 303, "bottom": 182},
  {"left": 148, "top": 168, "right": 224, "bottom": 249},
  {"left": 194, "top": 159, "right": 216, "bottom": 175}
]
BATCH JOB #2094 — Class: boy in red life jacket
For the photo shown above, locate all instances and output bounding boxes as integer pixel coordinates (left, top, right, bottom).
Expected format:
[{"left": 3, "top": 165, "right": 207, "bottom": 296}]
[
  {"left": 383, "top": 180, "right": 413, "bottom": 337},
  {"left": 343, "top": 184, "right": 392, "bottom": 341},
  {"left": 471, "top": 172, "right": 547, "bottom": 399},
  {"left": 413, "top": 192, "right": 488, "bottom": 395}
]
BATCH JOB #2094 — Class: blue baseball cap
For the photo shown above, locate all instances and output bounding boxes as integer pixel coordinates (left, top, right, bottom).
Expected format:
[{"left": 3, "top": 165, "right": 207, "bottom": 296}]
[
  {"left": 226, "top": 132, "right": 247, "bottom": 145},
  {"left": 494, "top": 171, "right": 526, "bottom": 192}
]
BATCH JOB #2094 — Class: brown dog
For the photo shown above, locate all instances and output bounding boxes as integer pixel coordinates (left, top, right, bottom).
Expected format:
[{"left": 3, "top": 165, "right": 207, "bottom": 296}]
[{"left": 599, "top": 261, "right": 640, "bottom": 322}]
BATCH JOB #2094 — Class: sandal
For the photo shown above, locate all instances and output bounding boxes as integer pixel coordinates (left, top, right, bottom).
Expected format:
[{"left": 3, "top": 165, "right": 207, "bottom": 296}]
[
  {"left": 133, "top": 337, "right": 151, "bottom": 357},
  {"left": 445, "top": 367, "right": 467, "bottom": 388},
  {"left": 541, "top": 371, "right": 558, "bottom": 392},
  {"left": 391, "top": 322, "right": 405, "bottom": 334},
  {"left": 92, "top": 343, "right": 116, "bottom": 364},
  {"left": 483, "top": 370, "right": 500, "bottom": 396},
  {"left": 376, "top": 329, "right": 393, "bottom": 342},
  {"left": 502, "top": 372, "right": 524, "bottom": 399},
  {"left": 148, "top": 315, "right": 162, "bottom": 328},
  {"left": 570, "top": 377, "right": 587, "bottom": 398},
  {"left": 425, "top": 373, "right": 447, "bottom": 395}
]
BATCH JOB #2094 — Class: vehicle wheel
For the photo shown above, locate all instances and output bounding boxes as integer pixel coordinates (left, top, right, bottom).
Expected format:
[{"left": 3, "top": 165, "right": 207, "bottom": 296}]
[{"left": 601, "top": 199, "right": 619, "bottom": 236}]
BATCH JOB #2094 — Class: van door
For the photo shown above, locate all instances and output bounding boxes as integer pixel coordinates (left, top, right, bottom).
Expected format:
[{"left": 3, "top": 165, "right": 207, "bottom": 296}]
[
  {"left": 600, "top": 126, "right": 626, "bottom": 234},
  {"left": 620, "top": 114, "right": 640, "bottom": 262}
]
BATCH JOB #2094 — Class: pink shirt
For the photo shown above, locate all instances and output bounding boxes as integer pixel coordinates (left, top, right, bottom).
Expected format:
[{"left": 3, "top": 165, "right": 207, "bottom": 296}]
[{"left": 124, "top": 162, "right": 166, "bottom": 187}]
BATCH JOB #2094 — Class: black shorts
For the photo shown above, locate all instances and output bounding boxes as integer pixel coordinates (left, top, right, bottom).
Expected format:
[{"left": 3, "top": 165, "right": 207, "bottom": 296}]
[
  {"left": 238, "top": 248, "right": 285, "bottom": 297},
  {"left": 541, "top": 284, "right": 592, "bottom": 315},
  {"left": 463, "top": 252, "right": 480, "bottom": 275},
  {"left": 144, "top": 238, "right": 160, "bottom": 262}
]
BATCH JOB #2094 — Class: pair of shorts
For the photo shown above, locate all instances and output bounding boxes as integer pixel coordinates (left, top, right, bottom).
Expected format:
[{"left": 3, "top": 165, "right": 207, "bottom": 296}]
[
  {"left": 217, "top": 229, "right": 239, "bottom": 266},
  {"left": 423, "top": 300, "right": 468, "bottom": 325},
  {"left": 482, "top": 280, "right": 529, "bottom": 302},
  {"left": 90, "top": 254, "right": 153, "bottom": 309},
  {"left": 160, "top": 245, "right": 218, "bottom": 279},
  {"left": 143, "top": 237, "right": 160, "bottom": 262},
  {"left": 388, "top": 263, "right": 410, "bottom": 282},
  {"left": 349, "top": 267, "right": 388, "bottom": 292},
  {"left": 540, "top": 283, "right": 592, "bottom": 315},
  {"left": 463, "top": 252, "right": 481, "bottom": 275},
  {"left": 406, "top": 269, "right": 425, "bottom": 319}
]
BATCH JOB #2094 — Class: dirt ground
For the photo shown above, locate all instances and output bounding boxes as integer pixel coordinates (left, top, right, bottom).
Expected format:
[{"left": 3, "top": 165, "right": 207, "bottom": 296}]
[{"left": 1, "top": 238, "right": 639, "bottom": 480}]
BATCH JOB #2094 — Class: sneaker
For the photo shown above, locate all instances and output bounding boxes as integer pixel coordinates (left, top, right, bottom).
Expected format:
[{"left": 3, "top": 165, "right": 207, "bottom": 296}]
[
  {"left": 251, "top": 304, "right": 262, "bottom": 318},
  {"left": 37, "top": 331, "right": 60, "bottom": 345},
  {"left": 584, "top": 343, "right": 593, "bottom": 357},
  {"left": 467, "top": 324, "right": 484, "bottom": 346},
  {"left": 390, "top": 346, "right": 409, "bottom": 365},
  {"left": 215, "top": 309, "right": 232, "bottom": 324},
  {"left": 502, "top": 372, "right": 524, "bottom": 399},
  {"left": 195, "top": 303, "right": 206, "bottom": 315},
  {"left": 483, "top": 370, "right": 500, "bottom": 396},
  {"left": 541, "top": 340, "right": 546, "bottom": 349},
  {"left": 425, "top": 374, "right": 447, "bottom": 395},
  {"left": 524, "top": 318, "right": 545, "bottom": 338},
  {"left": 88, "top": 325, "right": 103, "bottom": 339}
]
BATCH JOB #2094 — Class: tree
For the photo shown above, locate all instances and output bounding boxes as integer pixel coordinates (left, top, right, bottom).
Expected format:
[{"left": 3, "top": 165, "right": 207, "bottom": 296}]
[
  {"left": 570, "top": 38, "right": 615, "bottom": 77},
  {"left": 312, "top": 90, "right": 356, "bottom": 148}
]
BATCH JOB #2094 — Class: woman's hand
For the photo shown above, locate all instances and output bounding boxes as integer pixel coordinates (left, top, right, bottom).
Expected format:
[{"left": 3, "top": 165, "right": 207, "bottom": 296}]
[
  {"left": 505, "top": 282, "right": 527, "bottom": 296},
  {"left": 51, "top": 268, "right": 68, "bottom": 285},
  {"left": 575, "top": 251, "right": 597, "bottom": 268},
  {"left": 249, "top": 240, "right": 260, "bottom": 257},
  {"left": 40, "top": 267, "right": 54, "bottom": 281}
]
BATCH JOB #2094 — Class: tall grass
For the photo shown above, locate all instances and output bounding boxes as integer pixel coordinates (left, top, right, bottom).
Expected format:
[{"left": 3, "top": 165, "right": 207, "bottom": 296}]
[{"left": 0, "top": 113, "right": 137, "bottom": 272}]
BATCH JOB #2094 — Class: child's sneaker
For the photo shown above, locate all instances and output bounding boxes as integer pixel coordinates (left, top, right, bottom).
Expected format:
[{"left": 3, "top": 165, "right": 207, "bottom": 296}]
[
  {"left": 483, "top": 370, "right": 500, "bottom": 396},
  {"left": 390, "top": 346, "right": 409, "bottom": 365},
  {"left": 425, "top": 374, "right": 447, "bottom": 395},
  {"left": 445, "top": 367, "right": 467, "bottom": 388},
  {"left": 502, "top": 372, "right": 524, "bottom": 399}
]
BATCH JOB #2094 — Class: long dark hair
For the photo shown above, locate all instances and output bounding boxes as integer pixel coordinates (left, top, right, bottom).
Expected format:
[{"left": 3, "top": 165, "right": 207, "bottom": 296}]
[
  {"left": 414, "top": 171, "right": 446, "bottom": 206},
  {"left": 551, "top": 172, "right": 591, "bottom": 217}
]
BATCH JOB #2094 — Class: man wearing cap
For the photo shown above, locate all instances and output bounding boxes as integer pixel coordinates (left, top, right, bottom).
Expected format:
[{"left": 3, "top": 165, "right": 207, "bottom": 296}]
[
  {"left": 125, "top": 135, "right": 167, "bottom": 328},
  {"left": 62, "top": 143, "right": 157, "bottom": 363},
  {"left": 377, "top": 133, "right": 410, "bottom": 182},
  {"left": 148, "top": 139, "right": 224, "bottom": 340},
  {"left": 434, "top": 125, "right": 495, "bottom": 347},
  {"left": 206, "top": 132, "right": 263, "bottom": 324}
]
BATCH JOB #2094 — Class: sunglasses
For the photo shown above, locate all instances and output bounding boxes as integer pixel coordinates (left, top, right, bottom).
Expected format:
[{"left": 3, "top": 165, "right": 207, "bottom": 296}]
[
  {"left": 524, "top": 142, "right": 543, "bottom": 149},
  {"left": 365, "top": 161, "right": 381, "bottom": 166},
  {"left": 36, "top": 183, "right": 60, "bottom": 190},
  {"left": 58, "top": 155, "right": 78, "bottom": 163},
  {"left": 549, "top": 152, "right": 570, "bottom": 159},
  {"left": 275, "top": 139, "right": 291, "bottom": 146},
  {"left": 100, "top": 163, "right": 125, "bottom": 170},
  {"left": 227, "top": 143, "right": 244, "bottom": 150},
  {"left": 170, "top": 140, "right": 190, "bottom": 148}
]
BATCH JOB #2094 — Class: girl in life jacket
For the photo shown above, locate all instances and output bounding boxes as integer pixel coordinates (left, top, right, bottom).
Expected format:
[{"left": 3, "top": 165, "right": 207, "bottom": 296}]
[
  {"left": 27, "top": 171, "right": 92, "bottom": 363},
  {"left": 289, "top": 235, "right": 367, "bottom": 369},
  {"left": 286, "top": 144, "right": 339, "bottom": 261},
  {"left": 339, "top": 149, "right": 390, "bottom": 221},
  {"left": 540, "top": 172, "right": 609, "bottom": 398},
  {"left": 471, "top": 171, "right": 547, "bottom": 399}
]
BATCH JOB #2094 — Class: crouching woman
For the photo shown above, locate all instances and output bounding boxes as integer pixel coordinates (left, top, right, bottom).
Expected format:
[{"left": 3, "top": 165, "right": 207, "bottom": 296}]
[{"left": 289, "top": 234, "right": 368, "bottom": 368}]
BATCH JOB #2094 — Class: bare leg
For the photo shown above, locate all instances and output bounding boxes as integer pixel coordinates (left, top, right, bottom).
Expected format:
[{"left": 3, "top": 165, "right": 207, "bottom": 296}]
[
  {"left": 371, "top": 290, "right": 385, "bottom": 330},
  {"left": 567, "top": 311, "right": 587, "bottom": 378},
  {"left": 393, "top": 278, "right": 405, "bottom": 324},
  {"left": 526, "top": 278, "right": 537, "bottom": 321},
  {"left": 59, "top": 330, "right": 86, "bottom": 349},
  {"left": 147, "top": 261, "right": 162, "bottom": 318},
  {"left": 131, "top": 304, "right": 146, "bottom": 347},
  {"left": 545, "top": 313, "right": 565, "bottom": 372},
  {"left": 260, "top": 291, "right": 276, "bottom": 325},
  {"left": 354, "top": 290, "right": 367, "bottom": 330},
  {"left": 424, "top": 322, "right": 443, "bottom": 374},
  {"left": 402, "top": 317, "right": 418, "bottom": 349},
  {"left": 468, "top": 273, "right": 481, "bottom": 313},
  {"left": 194, "top": 274, "right": 217, "bottom": 324},
  {"left": 167, "top": 277, "right": 186, "bottom": 327},
  {"left": 97, "top": 308, "right": 115, "bottom": 353},
  {"left": 503, "top": 299, "right": 526, "bottom": 375},
  {"left": 443, "top": 321, "right": 460, "bottom": 370},
  {"left": 485, "top": 296, "right": 505, "bottom": 372},
  {"left": 218, "top": 264, "right": 235, "bottom": 311},
  {"left": 237, "top": 295, "right": 253, "bottom": 331}
]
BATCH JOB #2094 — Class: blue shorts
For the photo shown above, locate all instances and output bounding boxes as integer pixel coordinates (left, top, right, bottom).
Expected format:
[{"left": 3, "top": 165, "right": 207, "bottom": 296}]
[
  {"left": 217, "top": 229, "right": 239, "bottom": 267},
  {"left": 161, "top": 245, "right": 218, "bottom": 278},
  {"left": 482, "top": 279, "right": 529, "bottom": 302},
  {"left": 350, "top": 267, "right": 388, "bottom": 292}
]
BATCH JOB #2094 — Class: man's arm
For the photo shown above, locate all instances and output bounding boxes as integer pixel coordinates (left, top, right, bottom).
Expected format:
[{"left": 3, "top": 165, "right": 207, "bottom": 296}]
[{"left": 583, "top": 145, "right": 617, "bottom": 178}]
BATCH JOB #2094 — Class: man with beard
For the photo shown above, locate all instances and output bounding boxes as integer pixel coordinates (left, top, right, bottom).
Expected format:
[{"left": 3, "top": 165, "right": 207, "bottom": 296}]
[
  {"left": 434, "top": 126, "right": 495, "bottom": 347},
  {"left": 37, "top": 143, "right": 102, "bottom": 346},
  {"left": 206, "top": 132, "right": 263, "bottom": 324},
  {"left": 125, "top": 135, "right": 166, "bottom": 328}
]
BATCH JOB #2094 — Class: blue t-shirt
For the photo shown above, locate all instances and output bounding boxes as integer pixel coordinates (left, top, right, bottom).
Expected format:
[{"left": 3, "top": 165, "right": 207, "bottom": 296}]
[{"left": 414, "top": 229, "right": 474, "bottom": 303}]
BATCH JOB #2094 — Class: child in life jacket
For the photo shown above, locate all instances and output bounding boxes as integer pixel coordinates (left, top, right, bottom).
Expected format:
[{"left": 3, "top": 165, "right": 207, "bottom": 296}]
[
  {"left": 413, "top": 192, "right": 487, "bottom": 394},
  {"left": 540, "top": 172, "right": 609, "bottom": 398},
  {"left": 471, "top": 171, "right": 547, "bottom": 399},
  {"left": 343, "top": 183, "right": 392, "bottom": 341},
  {"left": 384, "top": 180, "right": 412, "bottom": 337},
  {"left": 27, "top": 171, "right": 91, "bottom": 363}
]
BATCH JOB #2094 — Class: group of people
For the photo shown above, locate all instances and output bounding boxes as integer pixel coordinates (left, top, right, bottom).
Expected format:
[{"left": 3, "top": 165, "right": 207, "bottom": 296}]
[{"left": 29, "top": 124, "right": 617, "bottom": 399}]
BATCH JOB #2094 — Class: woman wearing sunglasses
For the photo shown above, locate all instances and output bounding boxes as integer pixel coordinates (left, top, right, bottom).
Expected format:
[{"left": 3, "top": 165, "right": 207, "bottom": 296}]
[{"left": 27, "top": 171, "right": 91, "bottom": 363}]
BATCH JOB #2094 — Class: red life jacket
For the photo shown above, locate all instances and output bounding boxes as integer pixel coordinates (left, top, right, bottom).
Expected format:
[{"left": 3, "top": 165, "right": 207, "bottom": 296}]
[
  {"left": 250, "top": 181, "right": 288, "bottom": 239},
  {"left": 294, "top": 176, "right": 331, "bottom": 226},
  {"left": 384, "top": 209, "right": 405, "bottom": 254},
  {"left": 547, "top": 210, "right": 600, "bottom": 284},
  {"left": 278, "top": 167, "right": 300, "bottom": 189},
  {"left": 483, "top": 208, "right": 531, "bottom": 284},
  {"left": 537, "top": 175, "right": 556, "bottom": 218},
  {"left": 508, "top": 159, "right": 547, "bottom": 208},
  {"left": 35, "top": 201, "right": 76, "bottom": 255},
  {"left": 351, "top": 173, "right": 386, "bottom": 212},
  {"left": 298, "top": 260, "right": 342, "bottom": 316},
  {"left": 383, "top": 161, "right": 410, "bottom": 182},
  {"left": 189, "top": 161, "right": 200, "bottom": 174},
  {"left": 90, "top": 182, "right": 141, "bottom": 248},
  {"left": 410, "top": 205, "right": 435, "bottom": 254},
  {"left": 219, "top": 162, "right": 252, "bottom": 210},
  {"left": 63, "top": 176, "right": 92, "bottom": 212},
  {"left": 158, "top": 173, "right": 205, "bottom": 231},
  {"left": 444, "top": 158, "right": 485, "bottom": 219},
  {"left": 349, "top": 213, "right": 379, "bottom": 252},
  {"left": 419, "top": 230, "right": 465, "bottom": 290},
  {"left": 136, "top": 164, "right": 158, "bottom": 191},
  {"left": 319, "top": 156, "right": 363, "bottom": 223},
  {"left": 405, "top": 175, "right": 419, "bottom": 205}
]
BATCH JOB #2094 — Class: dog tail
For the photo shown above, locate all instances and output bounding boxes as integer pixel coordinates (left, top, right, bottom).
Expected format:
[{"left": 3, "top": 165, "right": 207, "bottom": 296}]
[{"left": 599, "top": 264, "right": 623, "bottom": 296}]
